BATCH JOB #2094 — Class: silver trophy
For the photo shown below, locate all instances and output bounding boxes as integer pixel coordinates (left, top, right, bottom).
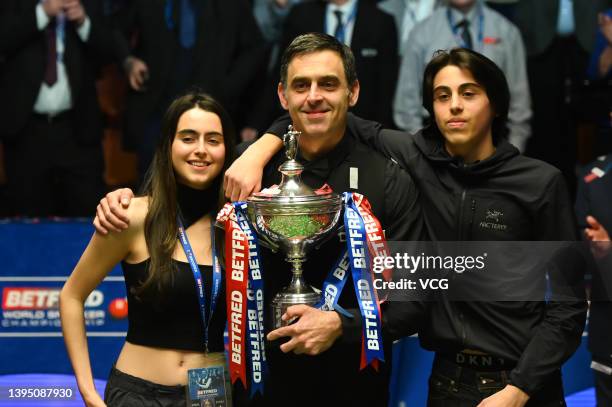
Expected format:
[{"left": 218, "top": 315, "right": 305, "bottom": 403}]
[{"left": 247, "top": 126, "right": 343, "bottom": 328}]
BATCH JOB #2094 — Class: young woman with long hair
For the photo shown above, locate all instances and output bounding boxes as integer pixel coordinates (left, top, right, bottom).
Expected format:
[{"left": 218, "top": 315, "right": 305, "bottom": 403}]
[{"left": 60, "top": 91, "right": 235, "bottom": 407}]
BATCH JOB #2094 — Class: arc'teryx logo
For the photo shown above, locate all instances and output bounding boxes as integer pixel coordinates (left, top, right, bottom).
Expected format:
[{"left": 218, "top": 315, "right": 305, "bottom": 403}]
[{"left": 479, "top": 209, "right": 508, "bottom": 231}]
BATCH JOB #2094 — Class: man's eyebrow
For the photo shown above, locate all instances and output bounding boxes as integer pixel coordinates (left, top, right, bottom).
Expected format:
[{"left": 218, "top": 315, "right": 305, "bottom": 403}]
[
  {"left": 290, "top": 74, "right": 340, "bottom": 83},
  {"left": 318, "top": 75, "right": 340, "bottom": 82},
  {"left": 290, "top": 76, "right": 311, "bottom": 83}
]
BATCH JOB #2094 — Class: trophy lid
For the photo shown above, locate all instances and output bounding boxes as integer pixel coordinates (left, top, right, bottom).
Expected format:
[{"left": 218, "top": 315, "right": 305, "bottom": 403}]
[{"left": 248, "top": 125, "right": 341, "bottom": 208}]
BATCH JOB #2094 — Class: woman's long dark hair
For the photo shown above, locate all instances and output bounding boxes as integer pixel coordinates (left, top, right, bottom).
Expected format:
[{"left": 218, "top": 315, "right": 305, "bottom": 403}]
[{"left": 138, "top": 91, "right": 236, "bottom": 295}]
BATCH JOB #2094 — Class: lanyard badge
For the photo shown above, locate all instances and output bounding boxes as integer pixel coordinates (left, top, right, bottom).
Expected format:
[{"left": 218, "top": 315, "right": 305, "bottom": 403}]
[{"left": 177, "top": 217, "right": 227, "bottom": 405}]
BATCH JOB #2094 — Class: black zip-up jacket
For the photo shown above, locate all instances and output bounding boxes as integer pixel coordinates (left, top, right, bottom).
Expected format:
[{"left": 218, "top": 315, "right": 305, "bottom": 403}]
[
  {"left": 267, "top": 113, "right": 587, "bottom": 396},
  {"left": 343, "top": 114, "right": 587, "bottom": 396}
]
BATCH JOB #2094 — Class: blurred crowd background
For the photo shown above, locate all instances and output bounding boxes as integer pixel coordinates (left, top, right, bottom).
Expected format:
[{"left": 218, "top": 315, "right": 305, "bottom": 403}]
[{"left": 0, "top": 0, "right": 611, "bottom": 218}]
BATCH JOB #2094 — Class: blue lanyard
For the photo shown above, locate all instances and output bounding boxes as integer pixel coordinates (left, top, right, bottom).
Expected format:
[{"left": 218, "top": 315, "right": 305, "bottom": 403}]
[
  {"left": 446, "top": 4, "right": 484, "bottom": 51},
  {"left": 177, "top": 217, "right": 222, "bottom": 352}
]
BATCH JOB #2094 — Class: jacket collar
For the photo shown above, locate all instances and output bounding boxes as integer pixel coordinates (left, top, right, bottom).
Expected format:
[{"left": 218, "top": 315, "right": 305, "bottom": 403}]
[{"left": 413, "top": 127, "right": 519, "bottom": 177}]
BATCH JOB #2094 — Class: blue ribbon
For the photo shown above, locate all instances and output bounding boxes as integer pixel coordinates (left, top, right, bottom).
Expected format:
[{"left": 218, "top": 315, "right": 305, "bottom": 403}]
[
  {"left": 343, "top": 192, "right": 385, "bottom": 365},
  {"left": 233, "top": 202, "right": 266, "bottom": 397},
  {"left": 314, "top": 250, "right": 354, "bottom": 319},
  {"left": 177, "top": 218, "right": 222, "bottom": 353}
]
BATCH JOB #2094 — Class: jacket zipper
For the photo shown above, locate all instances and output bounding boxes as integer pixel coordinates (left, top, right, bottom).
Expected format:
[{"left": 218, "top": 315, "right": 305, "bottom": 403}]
[
  {"left": 457, "top": 189, "right": 468, "bottom": 346},
  {"left": 457, "top": 189, "right": 467, "bottom": 241}
]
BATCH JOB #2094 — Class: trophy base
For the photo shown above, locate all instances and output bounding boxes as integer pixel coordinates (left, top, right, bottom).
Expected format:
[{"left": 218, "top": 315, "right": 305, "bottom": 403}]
[{"left": 271, "top": 288, "right": 321, "bottom": 329}]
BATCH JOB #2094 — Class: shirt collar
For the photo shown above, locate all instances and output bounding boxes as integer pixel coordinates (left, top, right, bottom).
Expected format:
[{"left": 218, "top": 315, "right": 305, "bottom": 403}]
[
  {"left": 297, "top": 129, "right": 355, "bottom": 182},
  {"left": 449, "top": 1, "right": 480, "bottom": 25},
  {"left": 328, "top": 0, "right": 358, "bottom": 22}
]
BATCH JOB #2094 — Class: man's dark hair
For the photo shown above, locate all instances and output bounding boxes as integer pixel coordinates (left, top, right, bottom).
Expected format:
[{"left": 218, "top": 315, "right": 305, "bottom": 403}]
[
  {"left": 422, "top": 48, "right": 510, "bottom": 140},
  {"left": 279, "top": 32, "right": 358, "bottom": 87}
]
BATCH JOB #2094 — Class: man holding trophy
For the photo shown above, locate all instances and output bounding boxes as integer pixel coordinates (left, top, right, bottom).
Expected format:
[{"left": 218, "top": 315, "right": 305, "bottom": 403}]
[
  {"left": 95, "top": 33, "right": 425, "bottom": 406},
  {"left": 230, "top": 33, "right": 425, "bottom": 406}
]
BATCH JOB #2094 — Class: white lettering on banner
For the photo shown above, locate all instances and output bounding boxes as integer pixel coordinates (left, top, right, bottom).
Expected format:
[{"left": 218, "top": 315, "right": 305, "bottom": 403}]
[
  {"left": 231, "top": 229, "right": 245, "bottom": 281},
  {"left": 85, "top": 291, "right": 104, "bottom": 307},
  {"left": 332, "top": 254, "right": 349, "bottom": 280},
  {"left": 230, "top": 291, "right": 243, "bottom": 364},
  {"left": 322, "top": 284, "right": 338, "bottom": 310},
  {"left": 2, "top": 288, "right": 104, "bottom": 309},
  {"left": 242, "top": 220, "right": 262, "bottom": 280},
  {"left": 357, "top": 279, "right": 380, "bottom": 351}
]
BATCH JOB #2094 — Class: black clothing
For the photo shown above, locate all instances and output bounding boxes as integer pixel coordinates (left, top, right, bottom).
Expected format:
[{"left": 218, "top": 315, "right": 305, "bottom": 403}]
[
  {"left": 4, "top": 113, "right": 104, "bottom": 217},
  {"left": 575, "top": 155, "right": 612, "bottom": 406},
  {"left": 0, "top": 0, "right": 113, "bottom": 216},
  {"left": 122, "top": 260, "right": 226, "bottom": 353},
  {"left": 513, "top": 0, "right": 612, "bottom": 196},
  {"left": 341, "top": 113, "right": 587, "bottom": 397},
  {"left": 252, "top": 124, "right": 424, "bottom": 406},
  {"left": 427, "top": 354, "right": 566, "bottom": 407},
  {"left": 248, "top": 0, "right": 398, "bottom": 133},
  {"left": 105, "top": 366, "right": 186, "bottom": 407},
  {"left": 0, "top": 0, "right": 113, "bottom": 145},
  {"left": 595, "top": 370, "right": 612, "bottom": 407},
  {"left": 176, "top": 182, "right": 218, "bottom": 229},
  {"left": 114, "top": 0, "right": 265, "bottom": 151}
]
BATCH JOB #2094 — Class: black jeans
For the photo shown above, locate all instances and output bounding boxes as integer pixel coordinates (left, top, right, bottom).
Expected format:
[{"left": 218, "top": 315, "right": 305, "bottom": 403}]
[
  {"left": 104, "top": 367, "right": 186, "bottom": 407},
  {"left": 427, "top": 353, "right": 566, "bottom": 407}
]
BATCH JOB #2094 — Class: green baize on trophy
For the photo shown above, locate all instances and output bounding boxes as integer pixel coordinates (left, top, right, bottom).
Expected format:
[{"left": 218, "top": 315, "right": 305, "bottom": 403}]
[{"left": 266, "top": 214, "right": 329, "bottom": 238}]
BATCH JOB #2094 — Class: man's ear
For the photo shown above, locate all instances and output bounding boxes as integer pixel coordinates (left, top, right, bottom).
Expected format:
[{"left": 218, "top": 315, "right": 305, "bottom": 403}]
[
  {"left": 277, "top": 82, "right": 289, "bottom": 110},
  {"left": 348, "top": 80, "right": 360, "bottom": 107}
]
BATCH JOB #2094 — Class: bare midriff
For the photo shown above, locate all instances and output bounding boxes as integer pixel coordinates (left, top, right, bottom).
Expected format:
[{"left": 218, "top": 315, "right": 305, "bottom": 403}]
[{"left": 114, "top": 341, "right": 225, "bottom": 385}]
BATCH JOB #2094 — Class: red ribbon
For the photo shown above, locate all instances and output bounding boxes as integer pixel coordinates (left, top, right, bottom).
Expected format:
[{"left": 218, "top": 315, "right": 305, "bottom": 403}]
[
  {"left": 217, "top": 203, "right": 248, "bottom": 387},
  {"left": 351, "top": 193, "right": 389, "bottom": 370}
]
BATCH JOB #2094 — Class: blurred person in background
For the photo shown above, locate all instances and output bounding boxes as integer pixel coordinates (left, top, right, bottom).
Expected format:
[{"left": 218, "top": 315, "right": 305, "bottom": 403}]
[
  {"left": 0, "top": 0, "right": 114, "bottom": 217},
  {"left": 394, "top": 0, "right": 532, "bottom": 152},
  {"left": 514, "top": 0, "right": 612, "bottom": 195},
  {"left": 114, "top": 0, "right": 265, "bottom": 185},
  {"left": 246, "top": 0, "right": 399, "bottom": 135}
]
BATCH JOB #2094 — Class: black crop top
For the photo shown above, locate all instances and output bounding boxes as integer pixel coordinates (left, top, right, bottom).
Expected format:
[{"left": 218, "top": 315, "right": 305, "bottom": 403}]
[{"left": 122, "top": 259, "right": 226, "bottom": 352}]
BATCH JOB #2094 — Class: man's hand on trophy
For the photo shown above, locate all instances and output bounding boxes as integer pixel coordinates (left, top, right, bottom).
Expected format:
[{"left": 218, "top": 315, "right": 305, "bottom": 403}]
[
  {"left": 93, "top": 188, "right": 134, "bottom": 234},
  {"left": 267, "top": 305, "right": 342, "bottom": 355}
]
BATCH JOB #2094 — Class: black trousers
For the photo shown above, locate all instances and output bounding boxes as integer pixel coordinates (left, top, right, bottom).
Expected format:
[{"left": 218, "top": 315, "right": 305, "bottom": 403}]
[
  {"left": 4, "top": 112, "right": 104, "bottom": 217},
  {"left": 427, "top": 353, "right": 566, "bottom": 407},
  {"left": 104, "top": 366, "right": 187, "bottom": 407}
]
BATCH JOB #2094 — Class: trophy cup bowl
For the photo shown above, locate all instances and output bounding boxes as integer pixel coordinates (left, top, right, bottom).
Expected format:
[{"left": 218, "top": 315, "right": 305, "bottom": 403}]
[{"left": 246, "top": 127, "right": 343, "bottom": 328}]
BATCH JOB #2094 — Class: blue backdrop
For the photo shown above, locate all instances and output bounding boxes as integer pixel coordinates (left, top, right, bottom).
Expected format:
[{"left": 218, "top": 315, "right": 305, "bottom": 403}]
[{"left": 0, "top": 221, "right": 595, "bottom": 406}]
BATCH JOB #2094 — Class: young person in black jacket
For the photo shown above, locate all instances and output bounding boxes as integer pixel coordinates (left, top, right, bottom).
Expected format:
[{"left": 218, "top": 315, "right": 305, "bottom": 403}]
[{"left": 223, "top": 48, "right": 587, "bottom": 406}]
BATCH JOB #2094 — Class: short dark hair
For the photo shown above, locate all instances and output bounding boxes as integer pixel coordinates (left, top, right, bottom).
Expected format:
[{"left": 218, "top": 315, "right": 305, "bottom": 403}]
[
  {"left": 279, "top": 32, "right": 358, "bottom": 87},
  {"left": 422, "top": 48, "right": 510, "bottom": 140}
]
